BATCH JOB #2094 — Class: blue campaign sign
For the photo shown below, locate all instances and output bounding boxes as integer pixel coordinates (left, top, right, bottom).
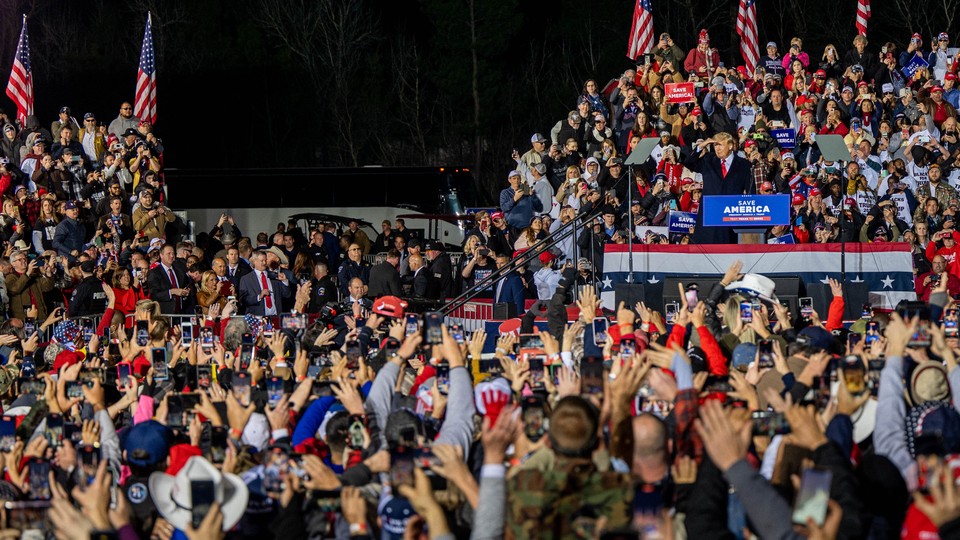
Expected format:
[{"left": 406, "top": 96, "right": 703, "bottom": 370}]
[
  {"left": 667, "top": 211, "right": 697, "bottom": 233},
  {"left": 772, "top": 128, "right": 795, "bottom": 149},
  {"left": 901, "top": 55, "right": 929, "bottom": 79},
  {"left": 702, "top": 194, "right": 791, "bottom": 227},
  {"left": 769, "top": 233, "right": 795, "bottom": 244}
]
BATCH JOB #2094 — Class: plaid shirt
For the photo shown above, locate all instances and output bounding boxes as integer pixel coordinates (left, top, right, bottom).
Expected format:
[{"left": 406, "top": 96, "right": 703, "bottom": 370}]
[
  {"left": 673, "top": 388, "right": 703, "bottom": 463},
  {"left": 749, "top": 158, "right": 769, "bottom": 193}
]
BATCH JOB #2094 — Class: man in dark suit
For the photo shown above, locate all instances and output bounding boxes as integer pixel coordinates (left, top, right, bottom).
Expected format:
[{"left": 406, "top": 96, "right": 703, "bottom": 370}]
[
  {"left": 425, "top": 242, "right": 455, "bottom": 299},
  {"left": 367, "top": 249, "right": 404, "bottom": 298},
  {"left": 409, "top": 254, "right": 436, "bottom": 299},
  {"left": 225, "top": 246, "right": 251, "bottom": 289},
  {"left": 147, "top": 244, "right": 194, "bottom": 314},
  {"left": 494, "top": 255, "right": 526, "bottom": 317},
  {"left": 238, "top": 250, "right": 289, "bottom": 316},
  {"left": 684, "top": 132, "right": 756, "bottom": 244}
]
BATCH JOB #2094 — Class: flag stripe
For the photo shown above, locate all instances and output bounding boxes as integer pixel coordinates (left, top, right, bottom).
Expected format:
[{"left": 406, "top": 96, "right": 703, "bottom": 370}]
[
  {"left": 736, "top": 0, "right": 759, "bottom": 73},
  {"left": 627, "top": 0, "right": 654, "bottom": 61},
  {"left": 133, "top": 13, "right": 157, "bottom": 125},
  {"left": 856, "top": 0, "right": 871, "bottom": 36},
  {"left": 5, "top": 17, "right": 33, "bottom": 126}
]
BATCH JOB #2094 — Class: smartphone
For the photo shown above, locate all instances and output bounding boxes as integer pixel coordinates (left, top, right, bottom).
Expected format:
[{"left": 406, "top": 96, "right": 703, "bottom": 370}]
[
  {"left": 196, "top": 365, "right": 212, "bottom": 389},
  {"left": 704, "top": 376, "right": 736, "bottom": 393},
  {"left": 4, "top": 500, "right": 51, "bottom": 531},
  {"left": 136, "top": 320, "right": 148, "bottom": 347},
  {"left": 435, "top": 362, "right": 450, "bottom": 395},
  {"left": 0, "top": 416, "right": 15, "bottom": 452},
  {"left": 620, "top": 336, "right": 636, "bottom": 363},
  {"left": 233, "top": 372, "right": 251, "bottom": 407},
  {"left": 478, "top": 358, "right": 502, "bottom": 374},
  {"left": 239, "top": 335, "right": 254, "bottom": 371},
  {"left": 263, "top": 318, "right": 274, "bottom": 340},
  {"left": 581, "top": 356, "right": 604, "bottom": 396},
  {"left": 404, "top": 314, "right": 420, "bottom": 337},
  {"left": 792, "top": 468, "right": 833, "bottom": 526},
  {"left": 78, "top": 445, "right": 100, "bottom": 486},
  {"left": 528, "top": 357, "right": 545, "bottom": 389},
  {"left": 23, "top": 317, "right": 35, "bottom": 337},
  {"left": 152, "top": 347, "right": 169, "bottom": 381},
  {"left": 946, "top": 309, "right": 959, "bottom": 339},
  {"left": 347, "top": 415, "right": 366, "bottom": 450},
  {"left": 847, "top": 332, "right": 861, "bottom": 350},
  {"left": 167, "top": 394, "right": 184, "bottom": 428},
  {"left": 200, "top": 327, "right": 214, "bottom": 351},
  {"left": 63, "top": 422, "right": 82, "bottom": 444},
  {"left": 181, "top": 322, "right": 193, "bottom": 345},
  {"left": 44, "top": 414, "right": 63, "bottom": 448},
  {"left": 210, "top": 426, "right": 228, "bottom": 464},
  {"left": 865, "top": 320, "right": 880, "bottom": 345},
  {"left": 424, "top": 312, "right": 443, "bottom": 345},
  {"left": 757, "top": 339, "right": 774, "bottom": 369},
  {"left": 65, "top": 381, "right": 83, "bottom": 399},
  {"left": 861, "top": 304, "right": 872, "bottom": 319},
  {"left": 685, "top": 288, "right": 699, "bottom": 310},
  {"left": 312, "top": 381, "right": 333, "bottom": 397},
  {"left": 842, "top": 355, "right": 866, "bottom": 395},
  {"left": 82, "top": 318, "right": 95, "bottom": 343},
  {"left": 664, "top": 302, "right": 679, "bottom": 324},
  {"left": 190, "top": 479, "right": 216, "bottom": 529},
  {"left": 751, "top": 410, "right": 791, "bottom": 436},
  {"left": 450, "top": 324, "right": 465, "bottom": 344},
  {"left": 180, "top": 392, "right": 200, "bottom": 411},
  {"left": 117, "top": 363, "right": 131, "bottom": 390},
  {"left": 739, "top": 301, "right": 753, "bottom": 323},
  {"left": 521, "top": 395, "right": 547, "bottom": 442},
  {"left": 267, "top": 377, "right": 284, "bottom": 408},
  {"left": 27, "top": 459, "right": 51, "bottom": 500},
  {"left": 592, "top": 318, "right": 609, "bottom": 345},
  {"left": 390, "top": 446, "right": 415, "bottom": 489},
  {"left": 799, "top": 297, "right": 813, "bottom": 321},
  {"left": 108, "top": 340, "right": 121, "bottom": 359}
]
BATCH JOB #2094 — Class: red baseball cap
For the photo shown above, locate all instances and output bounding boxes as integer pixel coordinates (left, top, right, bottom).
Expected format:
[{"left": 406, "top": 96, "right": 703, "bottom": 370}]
[
  {"left": 857, "top": 80, "right": 868, "bottom": 87},
  {"left": 691, "top": 107, "right": 703, "bottom": 116},
  {"left": 744, "top": 139, "right": 757, "bottom": 148},
  {"left": 792, "top": 193, "right": 806, "bottom": 205},
  {"left": 933, "top": 86, "right": 945, "bottom": 93},
  {"left": 491, "top": 211, "right": 504, "bottom": 220},
  {"left": 947, "top": 73, "right": 958, "bottom": 81},
  {"left": 814, "top": 69, "right": 827, "bottom": 77},
  {"left": 539, "top": 251, "right": 558, "bottom": 265},
  {"left": 809, "top": 187, "right": 823, "bottom": 197},
  {"left": 760, "top": 181, "right": 773, "bottom": 191},
  {"left": 372, "top": 296, "right": 408, "bottom": 318}
]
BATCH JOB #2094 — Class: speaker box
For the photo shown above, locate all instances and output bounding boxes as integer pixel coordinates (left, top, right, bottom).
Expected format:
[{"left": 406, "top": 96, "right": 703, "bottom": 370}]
[
  {"left": 493, "top": 302, "right": 516, "bottom": 320},
  {"left": 660, "top": 276, "right": 804, "bottom": 317},
  {"left": 805, "top": 281, "right": 870, "bottom": 321}
]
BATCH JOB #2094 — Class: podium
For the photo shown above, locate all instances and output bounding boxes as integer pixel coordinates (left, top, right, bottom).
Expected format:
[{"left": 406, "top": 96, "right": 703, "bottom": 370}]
[{"left": 734, "top": 228, "right": 766, "bottom": 244}]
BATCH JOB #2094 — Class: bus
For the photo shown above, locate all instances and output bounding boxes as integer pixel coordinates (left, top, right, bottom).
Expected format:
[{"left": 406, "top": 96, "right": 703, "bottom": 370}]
[{"left": 165, "top": 167, "right": 479, "bottom": 245}]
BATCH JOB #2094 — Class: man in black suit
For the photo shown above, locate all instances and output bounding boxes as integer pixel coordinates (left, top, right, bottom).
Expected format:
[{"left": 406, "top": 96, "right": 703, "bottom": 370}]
[
  {"left": 147, "top": 244, "right": 194, "bottom": 314},
  {"left": 684, "top": 132, "right": 755, "bottom": 244},
  {"left": 425, "top": 242, "right": 455, "bottom": 299},
  {"left": 409, "top": 254, "right": 436, "bottom": 299},
  {"left": 238, "top": 250, "right": 289, "bottom": 316},
  {"left": 224, "top": 246, "right": 251, "bottom": 289},
  {"left": 367, "top": 249, "right": 404, "bottom": 299}
]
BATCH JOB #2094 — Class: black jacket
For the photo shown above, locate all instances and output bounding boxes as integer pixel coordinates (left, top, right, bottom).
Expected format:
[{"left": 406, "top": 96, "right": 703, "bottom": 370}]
[
  {"left": 68, "top": 275, "right": 107, "bottom": 317},
  {"left": 366, "top": 261, "right": 403, "bottom": 298},
  {"left": 427, "top": 253, "right": 455, "bottom": 299}
]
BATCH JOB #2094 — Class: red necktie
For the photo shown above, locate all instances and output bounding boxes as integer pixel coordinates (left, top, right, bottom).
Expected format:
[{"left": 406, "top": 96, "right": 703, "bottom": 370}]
[
  {"left": 260, "top": 272, "right": 273, "bottom": 309},
  {"left": 167, "top": 267, "right": 180, "bottom": 310},
  {"left": 721, "top": 160, "right": 728, "bottom": 178}
]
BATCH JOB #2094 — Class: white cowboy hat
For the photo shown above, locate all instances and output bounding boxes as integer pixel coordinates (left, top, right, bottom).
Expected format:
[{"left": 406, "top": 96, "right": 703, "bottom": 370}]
[
  {"left": 149, "top": 456, "right": 248, "bottom": 532},
  {"left": 725, "top": 273, "right": 779, "bottom": 304}
]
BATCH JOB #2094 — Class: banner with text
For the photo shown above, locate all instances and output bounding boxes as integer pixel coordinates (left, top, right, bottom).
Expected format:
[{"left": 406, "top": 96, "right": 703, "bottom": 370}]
[
  {"left": 667, "top": 211, "right": 697, "bottom": 233},
  {"left": 772, "top": 128, "right": 796, "bottom": 149},
  {"left": 665, "top": 82, "right": 696, "bottom": 103},
  {"left": 902, "top": 56, "right": 930, "bottom": 79},
  {"left": 702, "top": 194, "right": 790, "bottom": 226}
]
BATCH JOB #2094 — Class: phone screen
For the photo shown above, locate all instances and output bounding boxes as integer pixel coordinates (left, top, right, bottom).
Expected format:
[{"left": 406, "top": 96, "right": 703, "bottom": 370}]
[
  {"left": 117, "top": 363, "right": 132, "bottom": 390},
  {"left": 435, "top": 362, "right": 450, "bottom": 395},
  {"left": 620, "top": 337, "right": 636, "bottom": 362},
  {"left": 0, "top": 416, "right": 15, "bottom": 453},
  {"left": 390, "top": 446, "right": 415, "bottom": 489},
  {"left": 758, "top": 339, "right": 773, "bottom": 369},
  {"left": 210, "top": 427, "right": 227, "bottom": 464},
  {"left": 842, "top": 355, "right": 866, "bottom": 395},
  {"left": 751, "top": 411, "right": 790, "bottom": 436},
  {"left": 405, "top": 314, "right": 420, "bottom": 337},
  {"left": 792, "top": 468, "right": 833, "bottom": 526},
  {"left": 522, "top": 396, "right": 547, "bottom": 442},
  {"left": 233, "top": 373, "right": 252, "bottom": 406},
  {"left": 581, "top": 356, "right": 604, "bottom": 396},
  {"left": 181, "top": 322, "right": 193, "bottom": 345},
  {"left": 136, "top": 320, "right": 149, "bottom": 347},
  {"left": 740, "top": 301, "right": 753, "bottom": 322},
  {"left": 865, "top": 321, "right": 880, "bottom": 344},
  {"left": 152, "top": 347, "right": 169, "bottom": 381},
  {"left": 424, "top": 312, "right": 443, "bottom": 345},
  {"left": 28, "top": 459, "right": 51, "bottom": 500},
  {"left": 592, "top": 318, "right": 609, "bottom": 345},
  {"left": 196, "top": 365, "right": 212, "bottom": 389},
  {"left": 44, "top": 414, "right": 63, "bottom": 448},
  {"left": 799, "top": 297, "right": 813, "bottom": 320},
  {"left": 267, "top": 377, "right": 284, "bottom": 408},
  {"left": 191, "top": 480, "right": 215, "bottom": 528},
  {"left": 664, "top": 303, "right": 679, "bottom": 324}
]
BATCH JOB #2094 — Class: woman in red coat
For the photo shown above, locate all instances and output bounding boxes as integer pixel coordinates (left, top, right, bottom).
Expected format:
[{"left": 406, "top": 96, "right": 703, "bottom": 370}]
[{"left": 111, "top": 267, "right": 145, "bottom": 328}]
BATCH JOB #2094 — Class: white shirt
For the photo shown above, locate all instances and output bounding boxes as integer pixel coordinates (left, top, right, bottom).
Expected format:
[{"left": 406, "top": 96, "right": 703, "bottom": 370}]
[{"left": 81, "top": 131, "right": 98, "bottom": 163}]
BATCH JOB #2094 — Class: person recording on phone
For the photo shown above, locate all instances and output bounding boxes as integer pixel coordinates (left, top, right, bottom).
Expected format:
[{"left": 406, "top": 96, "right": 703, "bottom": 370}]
[
  {"left": 915, "top": 255, "right": 960, "bottom": 301},
  {"left": 499, "top": 170, "right": 543, "bottom": 233}
]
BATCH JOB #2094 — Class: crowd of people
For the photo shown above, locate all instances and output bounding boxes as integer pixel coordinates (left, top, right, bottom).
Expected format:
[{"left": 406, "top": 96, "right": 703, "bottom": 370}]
[{"left": 0, "top": 25, "right": 959, "bottom": 540}]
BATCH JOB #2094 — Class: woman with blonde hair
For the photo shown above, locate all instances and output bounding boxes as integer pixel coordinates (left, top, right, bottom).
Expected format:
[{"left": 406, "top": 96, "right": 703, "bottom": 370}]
[{"left": 196, "top": 270, "right": 227, "bottom": 315}]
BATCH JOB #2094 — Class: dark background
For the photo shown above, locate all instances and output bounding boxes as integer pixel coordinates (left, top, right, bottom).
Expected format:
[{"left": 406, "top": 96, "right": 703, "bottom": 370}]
[{"left": 0, "top": 0, "right": 956, "bottom": 204}]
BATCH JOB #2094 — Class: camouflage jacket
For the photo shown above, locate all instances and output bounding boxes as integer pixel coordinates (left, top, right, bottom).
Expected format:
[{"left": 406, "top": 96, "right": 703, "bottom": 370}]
[{"left": 506, "top": 457, "right": 634, "bottom": 540}]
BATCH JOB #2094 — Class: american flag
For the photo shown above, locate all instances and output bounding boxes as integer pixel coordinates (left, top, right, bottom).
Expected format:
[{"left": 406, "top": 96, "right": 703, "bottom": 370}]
[
  {"left": 736, "top": 0, "right": 759, "bottom": 74},
  {"left": 856, "top": 0, "right": 871, "bottom": 36},
  {"left": 5, "top": 16, "right": 33, "bottom": 126},
  {"left": 133, "top": 12, "right": 157, "bottom": 125},
  {"left": 627, "top": 0, "right": 654, "bottom": 61}
]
